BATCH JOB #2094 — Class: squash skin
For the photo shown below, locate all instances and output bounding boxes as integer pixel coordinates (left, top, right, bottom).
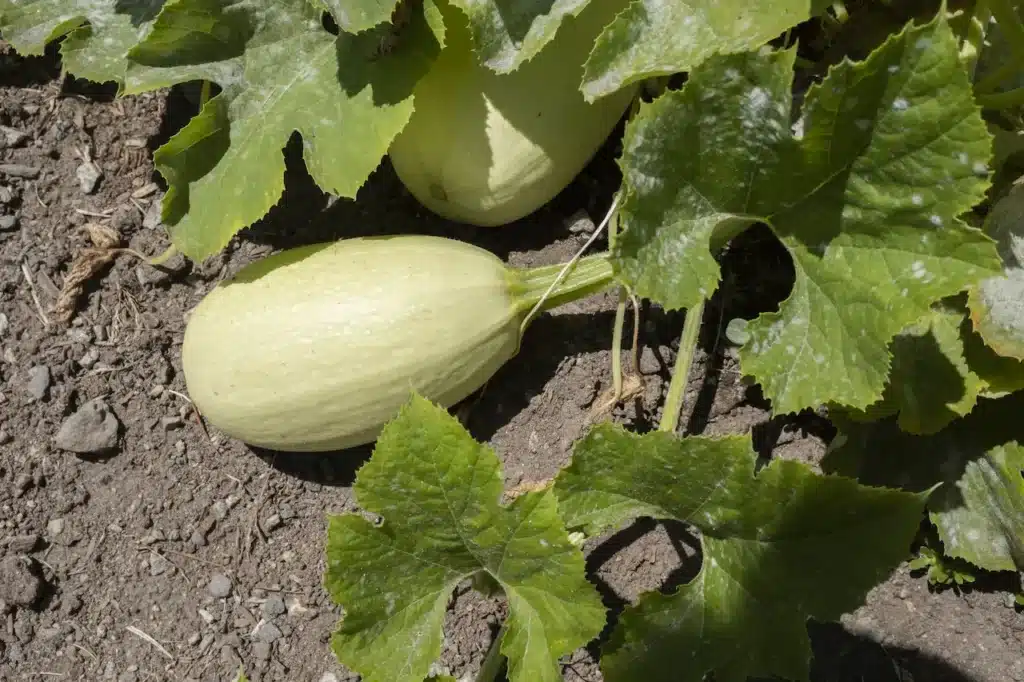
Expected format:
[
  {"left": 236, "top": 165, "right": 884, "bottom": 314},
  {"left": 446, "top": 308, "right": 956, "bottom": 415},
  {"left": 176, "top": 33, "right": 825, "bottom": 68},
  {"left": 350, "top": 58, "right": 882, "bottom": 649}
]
[
  {"left": 180, "top": 235, "right": 524, "bottom": 452},
  {"left": 388, "top": 0, "right": 637, "bottom": 226}
]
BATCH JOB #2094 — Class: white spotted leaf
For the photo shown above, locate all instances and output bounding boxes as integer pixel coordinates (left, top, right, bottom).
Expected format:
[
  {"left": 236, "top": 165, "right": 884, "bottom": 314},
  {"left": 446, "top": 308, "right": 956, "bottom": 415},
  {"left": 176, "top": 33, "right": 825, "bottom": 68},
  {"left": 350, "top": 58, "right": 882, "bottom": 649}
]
[
  {"left": 969, "top": 181, "right": 1024, "bottom": 360},
  {"left": 0, "top": 0, "right": 165, "bottom": 85},
  {"left": 613, "top": 10, "right": 1002, "bottom": 414},
  {"left": 581, "top": 0, "right": 815, "bottom": 101},
  {"left": 114, "top": 0, "right": 444, "bottom": 261}
]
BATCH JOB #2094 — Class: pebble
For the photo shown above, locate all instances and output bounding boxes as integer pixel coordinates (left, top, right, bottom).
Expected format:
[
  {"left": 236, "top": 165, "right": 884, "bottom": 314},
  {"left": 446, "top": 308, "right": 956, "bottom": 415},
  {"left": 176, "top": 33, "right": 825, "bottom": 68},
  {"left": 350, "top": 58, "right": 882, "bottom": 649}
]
[
  {"left": 252, "top": 640, "right": 272, "bottom": 660},
  {"left": 0, "top": 163, "right": 40, "bottom": 179},
  {"left": 4, "top": 534, "right": 40, "bottom": 553},
  {"left": 47, "top": 518, "right": 65, "bottom": 536},
  {"left": 262, "top": 513, "right": 282, "bottom": 532},
  {"left": 12, "top": 473, "right": 33, "bottom": 497},
  {"left": 25, "top": 365, "right": 51, "bottom": 400},
  {"left": 76, "top": 159, "right": 102, "bottom": 194},
  {"left": 211, "top": 501, "right": 228, "bottom": 521},
  {"left": 262, "top": 595, "right": 286, "bottom": 619},
  {"left": 0, "top": 557, "right": 42, "bottom": 607},
  {"left": 0, "top": 214, "right": 17, "bottom": 231},
  {"left": 54, "top": 398, "right": 120, "bottom": 454},
  {"left": 0, "top": 312, "right": 8, "bottom": 336},
  {"left": 0, "top": 430, "right": 10, "bottom": 445},
  {"left": 253, "top": 620, "right": 282, "bottom": 644},
  {"left": 78, "top": 348, "right": 100, "bottom": 369},
  {"left": 565, "top": 209, "right": 596, "bottom": 234},
  {"left": 0, "top": 126, "right": 28, "bottom": 147},
  {"left": 207, "top": 573, "right": 232, "bottom": 599},
  {"left": 319, "top": 674, "right": 340, "bottom": 682},
  {"left": 161, "top": 415, "right": 183, "bottom": 431},
  {"left": 149, "top": 553, "right": 170, "bottom": 576}
]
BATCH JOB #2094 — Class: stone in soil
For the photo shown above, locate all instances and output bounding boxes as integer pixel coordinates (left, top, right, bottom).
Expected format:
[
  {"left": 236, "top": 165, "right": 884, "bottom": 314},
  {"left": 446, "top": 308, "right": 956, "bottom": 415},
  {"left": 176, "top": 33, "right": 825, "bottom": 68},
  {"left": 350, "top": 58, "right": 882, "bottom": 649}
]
[
  {"left": 25, "top": 365, "right": 50, "bottom": 400},
  {"left": 262, "top": 595, "right": 287, "bottom": 619},
  {"left": 0, "top": 557, "right": 43, "bottom": 608},
  {"left": 208, "top": 573, "right": 232, "bottom": 599},
  {"left": 54, "top": 398, "right": 120, "bottom": 454}
]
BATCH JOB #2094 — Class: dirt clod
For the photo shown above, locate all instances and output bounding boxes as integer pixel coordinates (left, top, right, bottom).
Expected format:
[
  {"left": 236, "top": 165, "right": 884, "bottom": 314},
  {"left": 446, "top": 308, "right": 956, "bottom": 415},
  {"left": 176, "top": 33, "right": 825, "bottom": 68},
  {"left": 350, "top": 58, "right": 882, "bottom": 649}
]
[
  {"left": 53, "top": 398, "right": 120, "bottom": 454},
  {"left": 0, "top": 557, "right": 42, "bottom": 608}
]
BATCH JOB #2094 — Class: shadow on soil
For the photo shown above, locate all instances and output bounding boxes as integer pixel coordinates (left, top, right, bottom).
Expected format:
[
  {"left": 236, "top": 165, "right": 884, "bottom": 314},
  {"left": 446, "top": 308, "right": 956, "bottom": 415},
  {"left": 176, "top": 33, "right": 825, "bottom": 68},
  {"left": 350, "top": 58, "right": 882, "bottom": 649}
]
[{"left": 581, "top": 517, "right": 983, "bottom": 682}]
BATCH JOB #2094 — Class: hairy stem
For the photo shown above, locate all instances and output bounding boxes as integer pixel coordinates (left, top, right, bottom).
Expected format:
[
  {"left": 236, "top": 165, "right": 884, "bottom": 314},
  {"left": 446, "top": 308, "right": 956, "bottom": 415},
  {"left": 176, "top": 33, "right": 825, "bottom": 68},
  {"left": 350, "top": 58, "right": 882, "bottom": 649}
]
[{"left": 658, "top": 299, "right": 706, "bottom": 434}]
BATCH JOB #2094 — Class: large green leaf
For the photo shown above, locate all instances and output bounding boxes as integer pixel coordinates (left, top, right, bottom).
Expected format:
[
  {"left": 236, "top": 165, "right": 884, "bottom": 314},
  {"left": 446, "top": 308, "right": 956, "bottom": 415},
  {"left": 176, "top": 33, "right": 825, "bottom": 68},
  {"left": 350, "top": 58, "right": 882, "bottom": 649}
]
[
  {"left": 119, "top": 0, "right": 444, "bottom": 261},
  {"left": 325, "top": 395, "right": 606, "bottom": 682},
  {"left": 0, "top": 0, "right": 165, "bottom": 85},
  {"left": 581, "top": 0, "right": 813, "bottom": 101},
  {"left": 446, "top": 0, "right": 593, "bottom": 74},
  {"left": 554, "top": 424, "right": 926, "bottom": 682},
  {"left": 826, "top": 391, "right": 1024, "bottom": 574},
  {"left": 612, "top": 11, "right": 1002, "bottom": 414},
  {"left": 969, "top": 181, "right": 1024, "bottom": 360}
]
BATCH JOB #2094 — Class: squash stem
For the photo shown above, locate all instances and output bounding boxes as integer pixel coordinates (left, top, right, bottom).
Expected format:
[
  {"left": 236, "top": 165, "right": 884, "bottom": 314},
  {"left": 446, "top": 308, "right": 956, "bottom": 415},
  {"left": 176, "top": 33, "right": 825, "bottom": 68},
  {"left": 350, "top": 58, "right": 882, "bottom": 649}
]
[
  {"left": 658, "top": 298, "right": 706, "bottom": 434},
  {"left": 512, "top": 253, "right": 615, "bottom": 319}
]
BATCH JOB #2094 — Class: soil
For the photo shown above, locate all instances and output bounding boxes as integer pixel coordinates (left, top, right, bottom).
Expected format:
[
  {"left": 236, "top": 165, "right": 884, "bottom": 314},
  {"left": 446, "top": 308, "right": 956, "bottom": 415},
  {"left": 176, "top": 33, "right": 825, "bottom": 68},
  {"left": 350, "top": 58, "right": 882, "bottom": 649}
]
[{"left": 1, "top": 39, "right": 1023, "bottom": 682}]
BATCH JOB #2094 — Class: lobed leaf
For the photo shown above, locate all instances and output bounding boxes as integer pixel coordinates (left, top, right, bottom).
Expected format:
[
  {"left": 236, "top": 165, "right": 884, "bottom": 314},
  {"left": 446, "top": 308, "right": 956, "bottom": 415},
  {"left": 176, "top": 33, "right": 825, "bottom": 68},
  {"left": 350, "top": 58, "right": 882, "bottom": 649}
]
[
  {"left": 613, "top": 10, "right": 1002, "bottom": 414},
  {"left": 826, "top": 391, "right": 1024, "bottom": 574},
  {"left": 582, "top": 0, "right": 813, "bottom": 101},
  {"left": 118, "top": 0, "right": 444, "bottom": 261},
  {"left": 554, "top": 424, "right": 926, "bottom": 682},
  {"left": 325, "top": 395, "right": 606, "bottom": 682},
  {"left": 445, "top": 0, "right": 594, "bottom": 74},
  {"left": 0, "top": 0, "right": 165, "bottom": 85}
]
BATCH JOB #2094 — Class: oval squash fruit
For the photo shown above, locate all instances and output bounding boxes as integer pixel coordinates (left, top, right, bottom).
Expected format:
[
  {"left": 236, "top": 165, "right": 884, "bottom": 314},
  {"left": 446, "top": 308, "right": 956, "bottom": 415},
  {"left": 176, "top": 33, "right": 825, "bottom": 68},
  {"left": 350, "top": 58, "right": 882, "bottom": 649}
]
[
  {"left": 388, "top": 0, "right": 636, "bottom": 226},
  {"left": 180, "top": 235, "right": 612, "bottom": 452}
]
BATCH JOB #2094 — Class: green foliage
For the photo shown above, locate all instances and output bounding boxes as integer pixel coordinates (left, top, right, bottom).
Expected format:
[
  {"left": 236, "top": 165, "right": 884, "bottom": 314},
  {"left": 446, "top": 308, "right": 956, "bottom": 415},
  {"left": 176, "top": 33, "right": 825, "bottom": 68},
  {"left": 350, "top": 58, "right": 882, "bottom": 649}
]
[
  {"left": 554, "top": 424, "right": 926, "bottom": 682},
  {"left": 4, "top": 0, "right": 1024, "bottom": 680},
  {"left": 324, "top": 395, "right": 605, "bottom": 682},
  {"left": 611, "top": 11, "right": 1001, "bottom": 415}
]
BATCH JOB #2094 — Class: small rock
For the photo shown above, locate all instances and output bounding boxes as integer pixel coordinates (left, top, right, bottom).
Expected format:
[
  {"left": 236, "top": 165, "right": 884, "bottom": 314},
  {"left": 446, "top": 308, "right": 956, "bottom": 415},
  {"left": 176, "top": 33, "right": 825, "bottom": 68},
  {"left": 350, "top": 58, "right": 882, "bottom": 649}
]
[
  {"left": 78, "top": 348, "right": 100, "bottom": 369},
  {"left": 0, "top": 557, "right": 42, "bottom": 607},
  {"left": 141, "top": 529, "right": 165, "bottom": 545},
  {"left": 149, "top": 553, "right": 170, "bottom": 576},
  {"left": 262, "top": 595, "right": 286, "bottom": 619},
  {"left": 47, "top": 518, "right": 65, "bottom": 536},
  {"left": 253, "top": 620, "right": 282, "bottom": 644},
  {"left": 25, "top": 365, "right": 51, "bottom": 400},
  {"left": 143, "top": 198, "right": 163, "bottom": 229},
  {"left": 0, "top": 185, "right": 13, "bottom": 204},
  {"left": 161, "top": 415, "right": 183, "bottom": 431},
  {"left": 0, "top": 214, "right": 17, "bottom": 231},
  {"left": 62, "top": 594, "right": 83, "bottom": 615},
  {"left": 211, "top": 501, "right": 228, "bottom": 521},
  {"left": 76, "top": 159, "right": 102, "bottom": 194},
  {"left": 252, "top": 640, "right": 272, "bottom": 661},
  {"left": 0, "top": 126, "right": 29, "bottom": 147},
  {"left": 0, "top": 430, "right": 10, "bottom": 445},
  {"left": 198, "top": 608, "right": 216, "bottom": 625},
  {"left": 4, "top": 534, "right": 40, "bottom": 553},
  {"left": 262, "top": 514, "right": 282, "bottom": 532},
  {"left": 207, "top": 573, "right": 232, "bottom": 599},
  {"left": 188, "top": 632, "right": 201, "bottom": 646},
  {"left": 12, "top": 473, "right": 33, "bottom": 497},
  {"left": 319, "top": 674, "right": 340, "bottom": 682},
  {"left": 0, "top": 312, "right": 8, "bottom": 336},
  {"left": 54, "top": 399, "right": 120, "bottom": 454},
  {"left": 0, "top": 163, "right": 40, "bottom": 179},
  {"left": 565, "top": 209, "right": 596, "bottom": 234}
]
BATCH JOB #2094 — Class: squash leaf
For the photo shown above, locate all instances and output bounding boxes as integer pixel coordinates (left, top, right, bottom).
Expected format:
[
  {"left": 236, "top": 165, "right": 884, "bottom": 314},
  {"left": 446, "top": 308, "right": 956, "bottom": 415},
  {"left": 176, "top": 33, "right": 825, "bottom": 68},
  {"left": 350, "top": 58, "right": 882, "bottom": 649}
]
[
  {"left": 324, "top": 394, "right": 606, "bottom": 682},
  {"left": 0, "top": 0, "right": 165, "bottom": 85},
  {"left": 581, "top": 0, "right": 814, "bottom": 101},
  {"left": 969, "top": 180, "right": 1024, "bottom": 360},
  {"left": 553, "top": 423, "right": 926, "bottom": 682},
  {"left": 826, "top": 391, "right": 1024, "bottom": 574},
  {"left": 612, "top": 10, "right": 1002, "bottom": 414}
]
